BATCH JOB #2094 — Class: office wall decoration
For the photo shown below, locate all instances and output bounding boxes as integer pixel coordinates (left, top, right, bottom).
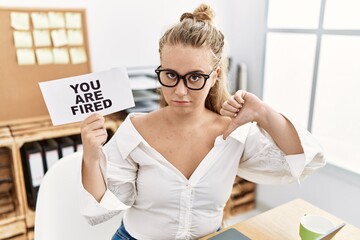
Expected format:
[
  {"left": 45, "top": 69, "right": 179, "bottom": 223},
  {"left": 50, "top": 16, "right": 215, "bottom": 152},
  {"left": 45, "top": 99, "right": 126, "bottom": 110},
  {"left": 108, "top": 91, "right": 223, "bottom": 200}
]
[{"left": 0, "top": 7, "right": 91, "bottom": 124}]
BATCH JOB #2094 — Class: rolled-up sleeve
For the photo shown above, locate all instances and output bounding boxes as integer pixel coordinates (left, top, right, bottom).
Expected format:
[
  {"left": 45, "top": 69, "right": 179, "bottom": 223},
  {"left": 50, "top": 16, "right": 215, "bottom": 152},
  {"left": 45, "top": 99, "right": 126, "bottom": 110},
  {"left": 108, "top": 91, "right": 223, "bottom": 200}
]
[
  {"left": 237, "top": 121, "right": 325, "bottom": 185},
  {"left": 79, "top": 133, "right": 138, "bottom": 225}
]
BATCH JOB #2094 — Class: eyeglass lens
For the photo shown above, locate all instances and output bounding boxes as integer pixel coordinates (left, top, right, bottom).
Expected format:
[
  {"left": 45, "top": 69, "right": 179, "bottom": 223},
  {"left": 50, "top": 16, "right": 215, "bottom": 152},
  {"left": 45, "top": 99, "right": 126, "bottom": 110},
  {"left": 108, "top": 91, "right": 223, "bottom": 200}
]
[{"left": 158, "top": 70, "right": 206, "bottom": 89}]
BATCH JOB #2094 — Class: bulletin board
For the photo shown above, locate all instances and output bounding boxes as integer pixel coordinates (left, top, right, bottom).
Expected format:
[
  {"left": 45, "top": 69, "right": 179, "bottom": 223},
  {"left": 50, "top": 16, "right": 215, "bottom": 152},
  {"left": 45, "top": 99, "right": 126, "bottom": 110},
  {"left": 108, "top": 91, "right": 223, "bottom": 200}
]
[{"left": 0, "top": 7, "right": 91, "bottom": 124}]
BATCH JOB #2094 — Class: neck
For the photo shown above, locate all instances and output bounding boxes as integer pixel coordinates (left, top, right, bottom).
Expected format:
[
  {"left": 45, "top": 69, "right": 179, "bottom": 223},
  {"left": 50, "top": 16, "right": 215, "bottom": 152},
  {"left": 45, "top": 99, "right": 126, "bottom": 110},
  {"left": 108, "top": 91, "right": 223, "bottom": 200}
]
[{"left": 162, "top": 106, "right": 209, "bottom": 128}]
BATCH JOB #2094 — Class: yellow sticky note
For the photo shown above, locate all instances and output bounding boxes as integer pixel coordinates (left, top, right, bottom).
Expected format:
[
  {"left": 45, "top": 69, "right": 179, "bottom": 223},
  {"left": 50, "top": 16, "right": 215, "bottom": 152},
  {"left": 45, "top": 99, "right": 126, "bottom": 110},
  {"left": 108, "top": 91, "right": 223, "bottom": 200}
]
[
  {"left": 67, "top": 30, "right": 84, "bottom": 46},
  {"left": 70, "top": 47, "right": 87, "bottom": 64},
  {"left": 65, "top": 12, "right": 82, "bottom": 29},
  {"left": 11, "top": 12, "right": 30, "bottom": 30},
  {"left": 13, "top": 31, "right": 33, "bottom": 48},
  {"left": 53, "top": 48, "right": 69, "bottom": 64},
  {"left": 33, "top": 30, "right": 51, "bottom": 47},
  {"left": 31, "top": 12, "right": 50, "bottom": 29},
  {"left": 36, "top": 48, "right": 53, "bottom": 65},
  {"left": 51, "top": 29, "right": 68, "bottom": 47},
  {"left": 48, "top": 12, "right": 65, "bottom": 28},
  {"left": 16, "top": 49, "right": 36, "bottom": 65}
]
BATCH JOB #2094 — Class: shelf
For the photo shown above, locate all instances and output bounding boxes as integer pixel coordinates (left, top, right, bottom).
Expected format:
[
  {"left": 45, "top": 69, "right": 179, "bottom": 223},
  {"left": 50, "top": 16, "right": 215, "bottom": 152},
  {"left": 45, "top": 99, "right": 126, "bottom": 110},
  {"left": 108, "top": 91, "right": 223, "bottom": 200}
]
[
  {"left": 0, "top": 126, "right": 13, "bottom": 147},
  {"left": 223, "top": 176, "right": 256, "bottom": 220},
  {"left": 0, "top": 217, "right": 26, "bottom": 239},
  {"left": 10, "top": 116, "right": 119, "bottom": 147},
  {"left": 129, "top": 75, "right": 160, "bottom": 91},
  {"left": 0, "top": 131, "right": 26, "bottom": 240},
  {"left": 133, "top": 89, "right": 160, "bottom": 102},
  {"left": 7, "top": 115, "right": 122, "bottom": 232}
]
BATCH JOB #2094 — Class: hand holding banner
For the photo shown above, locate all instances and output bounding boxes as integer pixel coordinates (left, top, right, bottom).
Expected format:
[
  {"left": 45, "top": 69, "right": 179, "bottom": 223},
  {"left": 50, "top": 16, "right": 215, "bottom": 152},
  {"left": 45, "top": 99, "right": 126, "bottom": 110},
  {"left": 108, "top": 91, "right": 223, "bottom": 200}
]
[{"left": 39, "top": 67, "right": 135, "bottom": 126}]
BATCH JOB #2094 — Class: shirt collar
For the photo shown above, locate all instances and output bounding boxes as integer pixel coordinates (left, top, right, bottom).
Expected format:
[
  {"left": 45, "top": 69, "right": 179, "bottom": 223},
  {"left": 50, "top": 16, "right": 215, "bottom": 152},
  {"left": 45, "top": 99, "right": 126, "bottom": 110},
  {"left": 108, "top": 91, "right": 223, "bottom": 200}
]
[
  {"left": 115, "top": 113, "right": 252, "bottom": 158},
  {"left": 226, "top": 122, "right": 252, "bottom": 144},
  {"left": 115, "top": 113, "right": 147, "bottom": 159}
]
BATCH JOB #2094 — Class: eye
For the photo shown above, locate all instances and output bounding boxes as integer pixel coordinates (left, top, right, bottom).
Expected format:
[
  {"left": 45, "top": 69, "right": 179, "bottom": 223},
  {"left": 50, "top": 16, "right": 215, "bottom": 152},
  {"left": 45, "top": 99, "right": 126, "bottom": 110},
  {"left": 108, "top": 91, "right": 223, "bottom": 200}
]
[
  {"left": 188, "top": 74, "right": 203, "bottom": 82},
  {"left": 165, "top": 71, "right": 178, "bottom": 80}
]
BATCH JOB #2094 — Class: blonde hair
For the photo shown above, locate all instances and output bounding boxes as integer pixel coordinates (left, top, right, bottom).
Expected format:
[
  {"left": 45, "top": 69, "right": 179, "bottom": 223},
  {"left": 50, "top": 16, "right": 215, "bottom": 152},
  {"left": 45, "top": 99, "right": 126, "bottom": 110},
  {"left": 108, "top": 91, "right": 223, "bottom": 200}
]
[{"left": 158, "top": 4, "right": 230, "bottom": 114}]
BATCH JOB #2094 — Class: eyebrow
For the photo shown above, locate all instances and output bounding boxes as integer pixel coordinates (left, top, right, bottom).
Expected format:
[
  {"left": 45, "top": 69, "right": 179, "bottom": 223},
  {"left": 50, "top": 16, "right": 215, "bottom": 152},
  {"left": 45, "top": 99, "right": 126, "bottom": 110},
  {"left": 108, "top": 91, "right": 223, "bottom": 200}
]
[{"left": 160, "top": 67, "right": 206, "bottom": 74}]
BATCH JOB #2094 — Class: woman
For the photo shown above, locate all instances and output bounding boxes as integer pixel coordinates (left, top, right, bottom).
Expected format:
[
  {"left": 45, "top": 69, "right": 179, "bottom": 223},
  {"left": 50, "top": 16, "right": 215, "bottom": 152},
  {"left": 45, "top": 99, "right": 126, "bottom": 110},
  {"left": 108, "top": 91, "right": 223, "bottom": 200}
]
[{"left": 80, "top": 4, "right": 325, "bottom": 240}]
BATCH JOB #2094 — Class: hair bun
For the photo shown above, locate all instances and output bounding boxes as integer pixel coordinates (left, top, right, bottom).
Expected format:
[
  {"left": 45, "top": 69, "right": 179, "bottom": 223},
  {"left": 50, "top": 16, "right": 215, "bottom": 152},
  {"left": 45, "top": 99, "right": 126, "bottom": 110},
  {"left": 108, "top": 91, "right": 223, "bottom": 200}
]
[
  {"left": 180, "top": 4, "right": 214, "bottom": 24},
  {"left": 193, "top": 4, "right": 214, "bottom": 24},
  {"left": 180, "top": 12, "right": 195, "bottom": 22}
]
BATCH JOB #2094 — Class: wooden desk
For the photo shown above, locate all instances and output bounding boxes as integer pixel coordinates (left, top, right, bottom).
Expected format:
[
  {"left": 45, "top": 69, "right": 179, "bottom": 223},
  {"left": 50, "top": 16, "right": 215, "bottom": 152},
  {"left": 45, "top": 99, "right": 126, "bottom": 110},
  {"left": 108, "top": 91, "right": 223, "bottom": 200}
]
[{"left": 202, "top": 199, "right": 360, "bottom": 240}]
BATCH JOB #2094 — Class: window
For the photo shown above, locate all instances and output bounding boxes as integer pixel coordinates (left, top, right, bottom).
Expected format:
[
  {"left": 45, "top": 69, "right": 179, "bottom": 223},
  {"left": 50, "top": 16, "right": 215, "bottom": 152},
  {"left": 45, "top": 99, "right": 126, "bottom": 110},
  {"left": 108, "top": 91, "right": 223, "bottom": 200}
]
[
  {"left": 267, "top": 0, "right": 321, "bottom": 29},
  {"left": 263, "top": 0, "right": 360, "bottom": 173},
  {"left": 323, "top": 0, "right": 360, "bottom": 29},
  {"left": 263, "top": 33, "right": 316, "bottom": 128}
]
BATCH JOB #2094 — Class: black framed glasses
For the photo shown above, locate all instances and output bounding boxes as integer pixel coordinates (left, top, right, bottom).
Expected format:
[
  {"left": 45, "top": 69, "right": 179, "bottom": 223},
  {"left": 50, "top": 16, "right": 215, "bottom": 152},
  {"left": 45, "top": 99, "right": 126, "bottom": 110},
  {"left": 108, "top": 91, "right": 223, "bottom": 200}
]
[{"left": 155, "top": 66, "right": 215, "bottom": 90}]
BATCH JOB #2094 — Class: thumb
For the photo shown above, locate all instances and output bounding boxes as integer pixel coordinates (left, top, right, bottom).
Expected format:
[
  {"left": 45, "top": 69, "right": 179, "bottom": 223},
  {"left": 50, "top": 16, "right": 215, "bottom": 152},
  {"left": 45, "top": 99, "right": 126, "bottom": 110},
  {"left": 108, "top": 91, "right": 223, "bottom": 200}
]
[{"left": 223, "top": 121, "right": 239, "bottom": 140}]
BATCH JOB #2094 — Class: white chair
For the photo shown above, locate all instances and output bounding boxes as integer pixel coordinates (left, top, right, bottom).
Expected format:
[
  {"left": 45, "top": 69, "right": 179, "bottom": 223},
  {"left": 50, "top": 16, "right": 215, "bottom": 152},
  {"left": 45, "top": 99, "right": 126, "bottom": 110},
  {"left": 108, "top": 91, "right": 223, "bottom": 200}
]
[{"left": 34, "top": 151, "right": 123, "bottom": 240}]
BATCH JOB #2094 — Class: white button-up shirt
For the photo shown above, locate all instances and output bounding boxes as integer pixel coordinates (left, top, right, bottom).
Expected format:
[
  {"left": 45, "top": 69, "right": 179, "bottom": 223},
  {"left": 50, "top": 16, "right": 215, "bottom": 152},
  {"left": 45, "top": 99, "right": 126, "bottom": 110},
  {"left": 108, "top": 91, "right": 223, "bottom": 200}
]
[{"left": 79, "top": 113, "right": 325, "bottom": 240}]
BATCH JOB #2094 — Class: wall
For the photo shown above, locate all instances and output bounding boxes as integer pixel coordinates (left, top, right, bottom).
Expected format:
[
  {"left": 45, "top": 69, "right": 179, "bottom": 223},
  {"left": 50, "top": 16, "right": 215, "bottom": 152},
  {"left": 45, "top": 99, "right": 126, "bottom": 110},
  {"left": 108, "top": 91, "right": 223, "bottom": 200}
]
[
  {"left": 85, "top": 0, "right": 226, "bottom": 71},
  {"left": 0, "top": 0, "right": 224, "bottom": 71},
  {"left": 0, "top": 0, "right": 263, "bottom": 94},
  {"left": 221, "top": 0, "right": 267, "bottom": 96},
  {"left": 1, "top": 0, "right": 359, "bottom": 228}
]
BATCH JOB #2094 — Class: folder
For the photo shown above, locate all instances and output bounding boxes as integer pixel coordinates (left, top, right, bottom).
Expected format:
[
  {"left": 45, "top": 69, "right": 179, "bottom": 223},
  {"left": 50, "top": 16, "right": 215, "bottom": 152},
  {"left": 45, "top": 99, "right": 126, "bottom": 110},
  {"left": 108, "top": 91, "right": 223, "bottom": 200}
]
[
  {"left": 20, "top": 141, "right": 45, "bottom": 210},
  {"left": 0, "top": 192, "right": 15, "bottom": 214},
  {"left": 0, "top": 163, "right": 13, "bottom": 195},
  {"left": 0, "top": 148, "right": 13, "bottom": 194},
  {"left": 55, "top": 137, "right": 75, "bottom": 158},
  {"left": 0, "top": 177, "right": 13, "bottom": 194},
  {"left": 0, "top": 148, "right": 11, "bottom": 166},
  {"left": 70, "top": 134, "right": 83, "bottom": 152},
  {"left": 40, "top": 139, "right": 59, "bottom": 172}
]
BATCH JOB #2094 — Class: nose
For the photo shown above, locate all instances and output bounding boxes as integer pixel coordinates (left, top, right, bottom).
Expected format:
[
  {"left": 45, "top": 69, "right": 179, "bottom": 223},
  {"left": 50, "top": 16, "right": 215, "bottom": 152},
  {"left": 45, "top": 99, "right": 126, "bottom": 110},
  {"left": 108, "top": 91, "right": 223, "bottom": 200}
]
[{"left": 174, "top": 78, "right": 188, "bottom": 96}]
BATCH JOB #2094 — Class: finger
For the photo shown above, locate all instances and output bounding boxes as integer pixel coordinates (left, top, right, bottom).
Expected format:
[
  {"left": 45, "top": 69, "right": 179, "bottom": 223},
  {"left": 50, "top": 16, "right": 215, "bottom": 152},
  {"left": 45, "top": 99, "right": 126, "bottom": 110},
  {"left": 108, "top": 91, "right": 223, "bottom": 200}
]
[
  {"left": 82, "top": 127, "right": 107, "bottom": 141},
  {"left": 83, "top": 129, "right": 108, "bottom": 146},
  {"left": 83, "top": 136, "right": 107, "bottom": 148},
  {"left": 222, "top": 101, "right": 240, "bottom": 113},
  {"left": 227, "top": 96, "right": 243, "bottom": 109},
  {"left": 95, "top": 134, "right": 108, "bottom": 146},
  {"left": 82, "top": 117, "right": 105, "bottom": 133},
  {"left": 92, "top": 128, "right": 108, "bottom": 138},
  {"left": 82, "top": 113, "right": 104, "bottom": 126},
  {"left": 220, "top": 108, "right": 240, "bottom": 118},
  {"left": 223, "top": 118, "right": 248, "bottom": 139},
  {"left": 88, "top": 118, "right": 105, "bottom": 130},
  {"left": 223, "top": 121, "right": 239, "bottom": 140},
  {"left": 232, "top": 90, "right": 246, "bottom": 106}
]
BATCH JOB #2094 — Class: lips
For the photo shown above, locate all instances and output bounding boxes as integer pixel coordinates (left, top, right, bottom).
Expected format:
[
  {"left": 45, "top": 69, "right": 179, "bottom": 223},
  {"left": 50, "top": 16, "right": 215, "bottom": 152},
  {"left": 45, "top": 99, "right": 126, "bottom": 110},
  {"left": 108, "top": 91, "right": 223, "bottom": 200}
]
[{"left": 172, "top": 100, "right": 190, "bottom": 104}]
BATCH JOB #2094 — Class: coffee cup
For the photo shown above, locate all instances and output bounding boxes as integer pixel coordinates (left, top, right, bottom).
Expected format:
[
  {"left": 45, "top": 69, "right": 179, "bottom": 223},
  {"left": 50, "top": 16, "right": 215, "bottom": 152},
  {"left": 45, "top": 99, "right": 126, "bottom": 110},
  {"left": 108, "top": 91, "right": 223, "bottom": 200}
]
[{"left": 299, "top": 214, "right": 335, "bottom": 240}]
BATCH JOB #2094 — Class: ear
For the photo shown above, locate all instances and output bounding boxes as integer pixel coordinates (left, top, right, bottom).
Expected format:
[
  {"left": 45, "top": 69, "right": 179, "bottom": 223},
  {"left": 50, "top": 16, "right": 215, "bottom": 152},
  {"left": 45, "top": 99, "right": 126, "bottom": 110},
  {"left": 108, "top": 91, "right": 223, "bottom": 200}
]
[
  {"left": 216, "top": 67, "right": 221, "bottom": 76},
  {"left": 211, "top": 68, "right": 221, "bottom": 87}
]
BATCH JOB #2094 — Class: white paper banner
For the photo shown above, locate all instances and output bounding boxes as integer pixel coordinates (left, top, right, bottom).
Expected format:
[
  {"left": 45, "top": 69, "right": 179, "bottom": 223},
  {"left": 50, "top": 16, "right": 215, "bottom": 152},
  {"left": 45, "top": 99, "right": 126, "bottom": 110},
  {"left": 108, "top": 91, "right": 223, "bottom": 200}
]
[{"left": 39, "top": 67, "right": 135, "bottom": 126}]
